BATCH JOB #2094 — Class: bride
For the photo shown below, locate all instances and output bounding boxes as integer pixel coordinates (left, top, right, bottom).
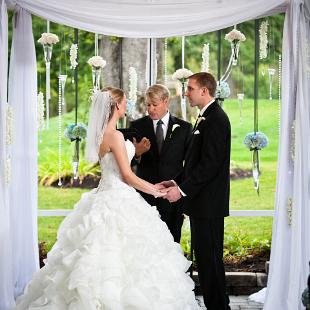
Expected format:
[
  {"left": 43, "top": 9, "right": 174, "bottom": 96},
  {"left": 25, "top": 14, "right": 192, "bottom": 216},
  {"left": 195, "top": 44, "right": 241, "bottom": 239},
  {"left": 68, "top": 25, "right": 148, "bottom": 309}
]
[{"left": 13, "top": 87, "right": 198, "bottom": 309}]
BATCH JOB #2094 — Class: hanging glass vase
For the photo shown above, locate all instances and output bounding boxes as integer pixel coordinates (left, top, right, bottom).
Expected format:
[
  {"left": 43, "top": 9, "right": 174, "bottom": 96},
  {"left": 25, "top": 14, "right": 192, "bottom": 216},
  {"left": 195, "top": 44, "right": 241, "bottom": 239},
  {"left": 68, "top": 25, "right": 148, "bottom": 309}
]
[
  {"left": 231, "top": 41, "right": 240, "bottom": 66},
  {"left": 44, "top": 44, "right": 53, "bottom": 129},
  {"left": 72, "top": 138, "right": 80, "bottom": 180},
  {"left": 59, "top": 74, "right": 67, "bottom": 110},
  {"left": 252, "top": 149, "right": 260, "bottom": 193},
  {"left": 43, "top": 44, "right": 53, "bottom": 63},
  {"left": 92, "top": 66, "right": 101, "bottom": 91},
  {"left": 237, "top": 93, "right": 245, "bottom": 123},
  {"left": 268, "top": 68, "right": 276, "bottom": 100}
]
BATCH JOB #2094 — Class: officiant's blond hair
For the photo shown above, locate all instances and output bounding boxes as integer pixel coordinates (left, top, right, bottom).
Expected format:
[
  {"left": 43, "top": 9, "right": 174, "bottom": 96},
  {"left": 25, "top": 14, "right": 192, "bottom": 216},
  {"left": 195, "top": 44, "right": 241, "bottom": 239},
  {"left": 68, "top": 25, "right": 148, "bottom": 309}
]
[{"left": 146, "top": 84, "right": 170, "bottom": 102}]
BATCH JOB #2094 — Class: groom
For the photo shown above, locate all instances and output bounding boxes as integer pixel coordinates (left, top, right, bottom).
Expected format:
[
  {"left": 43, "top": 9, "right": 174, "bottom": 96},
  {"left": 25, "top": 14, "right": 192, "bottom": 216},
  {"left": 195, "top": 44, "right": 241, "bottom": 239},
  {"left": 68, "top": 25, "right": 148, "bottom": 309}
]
[
  {"left": 129, "top": 84, "right": 192, "bottom": 243},
  {"left": 161, "top": 72, "right": 231, "bottom": 310}
]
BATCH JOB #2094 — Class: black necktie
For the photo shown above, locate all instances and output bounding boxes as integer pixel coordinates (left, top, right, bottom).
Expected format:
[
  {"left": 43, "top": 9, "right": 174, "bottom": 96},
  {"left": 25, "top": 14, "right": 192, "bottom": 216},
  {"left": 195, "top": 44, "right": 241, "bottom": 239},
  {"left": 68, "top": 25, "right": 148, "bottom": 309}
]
[
  {"left": 156, "top": 119, "right": 164, "bottom": 153},
  {"left": 193, "top": 115, "right": 202, "bottom": 132}
]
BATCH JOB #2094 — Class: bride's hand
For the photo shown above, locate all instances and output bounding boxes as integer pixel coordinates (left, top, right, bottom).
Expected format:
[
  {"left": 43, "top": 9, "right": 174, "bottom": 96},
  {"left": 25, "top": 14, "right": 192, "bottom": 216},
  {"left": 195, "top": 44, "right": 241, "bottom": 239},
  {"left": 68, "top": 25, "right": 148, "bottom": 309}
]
[
  {"left": 153, "top": 187, "right": 168, "bottom": 198},
  {"left": 154, "top": 183, "right": 166, "bottom": 190}
]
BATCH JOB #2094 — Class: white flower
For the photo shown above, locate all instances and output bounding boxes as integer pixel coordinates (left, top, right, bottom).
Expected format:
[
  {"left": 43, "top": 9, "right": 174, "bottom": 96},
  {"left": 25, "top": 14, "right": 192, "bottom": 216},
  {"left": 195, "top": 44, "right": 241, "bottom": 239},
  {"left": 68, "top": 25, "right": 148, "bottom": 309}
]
[
  {"left": 197, "top": 116, "right": 205, "bottom": 126},
  {"left": 259, "top": 20, "right": 268, "bottom": 60},
  {"left": 169, "top": 124, "right": 180, "bottom": 138},
  {"left": 201, "top": 43, "right": 210, "bottom": 72},
  {"left": 172, "top": 68, "right": 193, "bottom": 81},
  {"left": 87, "top": 56, "right": 106, "bottom": 68},
  {"left": 129, "top": 66, "right": 138, "bottom": 104},
  {"left": 225, "top": 29, "right": 246, "bottom": 43},
  {"left": 37, "top": 92, "right": 45, "bottom": 131},
  {"left": 172, "top": 124, "right": 180, "bottom": 132},
  {"left": 6, "top": 103, "right": 13, "bottom": 145},
  {"left": 5, "top": 158, "right": 11, "bottom": 185},
  {"left": 70, "top": 44, "right": 78, "bottom": 69},
  {"left": 287, "top": 197, "right": 293, "bottom": 226},
  {"left": 38, "top": 33, "right": 59, "bottom": 45}
]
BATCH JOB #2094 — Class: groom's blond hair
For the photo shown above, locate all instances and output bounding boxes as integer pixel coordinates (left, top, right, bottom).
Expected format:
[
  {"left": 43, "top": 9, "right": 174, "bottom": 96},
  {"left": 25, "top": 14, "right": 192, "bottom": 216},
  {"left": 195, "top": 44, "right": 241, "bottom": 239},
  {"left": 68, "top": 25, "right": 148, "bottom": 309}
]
[{"left": 145, "top": 84, "right": 170, "bottom": 102}]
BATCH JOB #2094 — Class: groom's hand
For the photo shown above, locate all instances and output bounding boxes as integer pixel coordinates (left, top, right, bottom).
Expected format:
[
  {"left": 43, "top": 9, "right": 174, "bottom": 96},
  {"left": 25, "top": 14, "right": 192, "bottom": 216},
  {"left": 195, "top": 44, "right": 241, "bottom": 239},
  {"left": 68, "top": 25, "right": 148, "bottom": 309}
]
[
  {"left": 157, "top": 180, "right": 175, "bottom": 188},
  {"left": 133, "top": 137, "right": 151, "bottom": 157},
  {"left": 163, "top": 186, "right": 182, "bottom": 202}
]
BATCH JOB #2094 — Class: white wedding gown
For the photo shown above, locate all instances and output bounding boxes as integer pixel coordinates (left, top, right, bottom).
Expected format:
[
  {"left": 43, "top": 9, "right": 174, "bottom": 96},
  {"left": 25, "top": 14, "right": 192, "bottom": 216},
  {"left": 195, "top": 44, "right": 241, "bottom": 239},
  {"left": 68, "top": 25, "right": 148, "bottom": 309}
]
[{"left": 14, "top": 140, "right": 198, "bottom": 310}]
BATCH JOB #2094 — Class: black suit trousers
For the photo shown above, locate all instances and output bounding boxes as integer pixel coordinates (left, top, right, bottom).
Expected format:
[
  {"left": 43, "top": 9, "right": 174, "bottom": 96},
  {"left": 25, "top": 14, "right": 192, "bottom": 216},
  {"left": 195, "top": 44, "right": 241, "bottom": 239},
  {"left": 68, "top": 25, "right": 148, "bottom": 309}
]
[{"left": 190, "top": 217, "right": 230, "bottom": 310}]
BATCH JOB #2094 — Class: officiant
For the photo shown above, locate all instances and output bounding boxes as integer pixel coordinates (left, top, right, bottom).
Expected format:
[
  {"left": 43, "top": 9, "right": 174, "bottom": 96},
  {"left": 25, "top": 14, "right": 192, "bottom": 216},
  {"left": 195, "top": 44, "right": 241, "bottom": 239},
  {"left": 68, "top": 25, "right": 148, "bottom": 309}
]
[{"left": 129, "top": 84, "right": 192, "bottom": 242}]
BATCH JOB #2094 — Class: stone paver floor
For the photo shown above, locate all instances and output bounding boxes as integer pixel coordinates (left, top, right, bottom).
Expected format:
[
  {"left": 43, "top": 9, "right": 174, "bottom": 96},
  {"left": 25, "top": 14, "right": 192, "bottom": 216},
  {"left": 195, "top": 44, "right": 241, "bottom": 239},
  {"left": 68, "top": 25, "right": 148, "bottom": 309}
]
[{"left": 196, "top": 295, "right": 263, "bottom": 310}]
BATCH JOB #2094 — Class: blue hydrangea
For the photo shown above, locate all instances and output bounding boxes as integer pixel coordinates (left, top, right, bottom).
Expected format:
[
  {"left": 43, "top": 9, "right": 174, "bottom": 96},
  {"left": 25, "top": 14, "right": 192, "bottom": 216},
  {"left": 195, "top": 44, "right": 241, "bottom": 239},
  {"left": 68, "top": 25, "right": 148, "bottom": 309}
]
[
  {"left": 126, "top": 99, "right": 136, "bottom": 119},
  {"left": 64, "top": 123, "right": 87, "bottom": 141},
  {"left": 216, "top": 81, "right": 231, "bottom": 99},
  {"left": 244, "top": 132, "right": 269, "bottom": 150}
]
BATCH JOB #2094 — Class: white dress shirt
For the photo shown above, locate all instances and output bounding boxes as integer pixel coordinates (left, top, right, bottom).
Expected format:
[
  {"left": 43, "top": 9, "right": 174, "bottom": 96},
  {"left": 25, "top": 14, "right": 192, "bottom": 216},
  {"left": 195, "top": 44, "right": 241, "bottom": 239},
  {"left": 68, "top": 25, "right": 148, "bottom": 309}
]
[{"left": 153, "top": 111, "right": 170, "bottom": 139}]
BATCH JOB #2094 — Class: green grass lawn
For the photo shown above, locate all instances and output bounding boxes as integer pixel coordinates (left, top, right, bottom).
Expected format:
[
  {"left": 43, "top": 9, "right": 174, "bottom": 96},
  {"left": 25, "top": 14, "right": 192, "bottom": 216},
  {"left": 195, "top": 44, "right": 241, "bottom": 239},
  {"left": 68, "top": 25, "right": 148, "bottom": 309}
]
[{"left": 38, "top": 98, "right": 279, "bottom": 253}]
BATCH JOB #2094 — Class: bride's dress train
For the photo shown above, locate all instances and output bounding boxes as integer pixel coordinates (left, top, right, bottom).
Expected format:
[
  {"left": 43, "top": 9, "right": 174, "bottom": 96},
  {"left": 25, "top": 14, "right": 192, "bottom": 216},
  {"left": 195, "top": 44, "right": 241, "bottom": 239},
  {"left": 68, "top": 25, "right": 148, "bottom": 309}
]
[{"left": 14, "top": 140, "right": 198, "bottom": 309}]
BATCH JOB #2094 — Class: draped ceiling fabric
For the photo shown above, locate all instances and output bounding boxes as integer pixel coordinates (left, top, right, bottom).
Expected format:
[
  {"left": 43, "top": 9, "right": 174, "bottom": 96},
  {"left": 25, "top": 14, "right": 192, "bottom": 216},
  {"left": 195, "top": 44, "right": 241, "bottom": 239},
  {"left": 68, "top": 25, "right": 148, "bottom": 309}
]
[
  {"left": 1, "top": 0, "right": 310, "bottom": 310},
  {"left": 16, "top": 0, "right": 286, "bottom": 38}
]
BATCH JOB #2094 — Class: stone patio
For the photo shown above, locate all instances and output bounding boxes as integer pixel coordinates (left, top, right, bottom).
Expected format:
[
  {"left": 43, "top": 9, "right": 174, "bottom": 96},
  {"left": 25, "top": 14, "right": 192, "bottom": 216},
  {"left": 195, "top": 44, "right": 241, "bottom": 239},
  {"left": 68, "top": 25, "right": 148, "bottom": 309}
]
[{"left": 196, "top": 295, "right": 263, "bottom": 309}]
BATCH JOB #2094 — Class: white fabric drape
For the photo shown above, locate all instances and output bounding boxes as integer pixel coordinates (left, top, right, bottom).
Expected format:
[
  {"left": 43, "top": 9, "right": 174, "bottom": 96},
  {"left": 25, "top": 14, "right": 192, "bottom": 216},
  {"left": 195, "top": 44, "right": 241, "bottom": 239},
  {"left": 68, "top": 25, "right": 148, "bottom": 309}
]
[
  {"left": 16, "top": 0, "right": 286, "bottom": 38},
  {"left": 2, "top": 0, "right": 310, "bottom": 309},
  {"left": 8, "top": 5, "right": 39, "bottom": 299},
  {"left": 262, "top": 0, "right": 310, "bottom": 309},
  {"left": 0, "top": 1, "right": 15, "bottom": 309}
]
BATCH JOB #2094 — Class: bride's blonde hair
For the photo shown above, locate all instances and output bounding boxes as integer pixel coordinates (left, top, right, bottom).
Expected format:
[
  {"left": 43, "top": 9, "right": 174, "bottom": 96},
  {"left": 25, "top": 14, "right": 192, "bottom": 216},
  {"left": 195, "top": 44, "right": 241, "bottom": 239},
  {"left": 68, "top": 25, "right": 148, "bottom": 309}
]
[{"left": 101, "top": 87, "right": 125, "bottom": 120}]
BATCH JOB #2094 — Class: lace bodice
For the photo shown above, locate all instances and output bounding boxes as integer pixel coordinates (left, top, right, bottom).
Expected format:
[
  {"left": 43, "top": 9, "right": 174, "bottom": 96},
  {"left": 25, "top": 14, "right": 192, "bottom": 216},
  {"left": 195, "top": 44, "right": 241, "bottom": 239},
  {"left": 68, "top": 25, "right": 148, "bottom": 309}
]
[{"left": 97, "top": 139, "right": 136, "bottom": 190}]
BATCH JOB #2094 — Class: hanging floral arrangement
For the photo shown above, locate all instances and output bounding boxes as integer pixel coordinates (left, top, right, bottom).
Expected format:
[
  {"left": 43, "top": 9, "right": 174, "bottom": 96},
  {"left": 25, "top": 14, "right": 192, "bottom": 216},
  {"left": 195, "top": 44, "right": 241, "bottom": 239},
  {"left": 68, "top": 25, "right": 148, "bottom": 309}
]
[
  {"left": 224, "top": 28, "right": 246, "bottom": 66},
  {"left": 37, "top": 92, "right": 45, "bottom": 132},
  {"left": 216, "top": 81, "right": 231, "bottom": 102},
  {"left": 38, "top": 32, "right": 59, "bottom": 129},
  {"left": 201, "top": 43, "right": 210, "bottom": 72},
  {"left": 243, "top": 131, "right": 269, "bottom": 193},
  {"left": 259, "top": 20, "right": 269, "bottom": 60},
  {"left": 70, "top": 44, "right": 78, "bottom": 70},
  {"left": 88, "top": 56, "right": 106, "bottom": 92},
  {"left": 64, "top": 123, "right": 87, "bottom": 179},
  {"left": 172, "top": 68, "right": 193, "bottom": 121}
]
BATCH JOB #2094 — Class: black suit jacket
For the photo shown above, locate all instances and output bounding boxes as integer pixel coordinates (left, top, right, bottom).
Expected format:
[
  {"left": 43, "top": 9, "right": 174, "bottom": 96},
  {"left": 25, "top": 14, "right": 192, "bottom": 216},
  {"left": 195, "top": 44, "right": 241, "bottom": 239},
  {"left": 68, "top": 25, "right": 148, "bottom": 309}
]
[
  {"left": 179, "top": 100, "right": 231, "bottom": 219},
  {"left": 130, "top": 114, "right": 192, "bottom": 209}
]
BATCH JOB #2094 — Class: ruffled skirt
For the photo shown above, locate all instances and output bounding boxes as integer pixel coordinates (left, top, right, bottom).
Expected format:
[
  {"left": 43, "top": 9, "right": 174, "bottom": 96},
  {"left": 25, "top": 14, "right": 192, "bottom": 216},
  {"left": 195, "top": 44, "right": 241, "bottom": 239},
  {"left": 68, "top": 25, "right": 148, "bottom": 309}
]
[{"left": 14, "top": 185, "right": 198, "bottom": 309}]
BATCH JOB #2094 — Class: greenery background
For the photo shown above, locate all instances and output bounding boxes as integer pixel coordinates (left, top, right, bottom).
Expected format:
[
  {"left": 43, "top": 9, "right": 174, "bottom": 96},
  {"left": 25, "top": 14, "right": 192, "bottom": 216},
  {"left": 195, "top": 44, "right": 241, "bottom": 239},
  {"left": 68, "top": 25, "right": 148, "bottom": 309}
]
[{"left": 9, "top": 12, "right": 285, "bottom": 257}]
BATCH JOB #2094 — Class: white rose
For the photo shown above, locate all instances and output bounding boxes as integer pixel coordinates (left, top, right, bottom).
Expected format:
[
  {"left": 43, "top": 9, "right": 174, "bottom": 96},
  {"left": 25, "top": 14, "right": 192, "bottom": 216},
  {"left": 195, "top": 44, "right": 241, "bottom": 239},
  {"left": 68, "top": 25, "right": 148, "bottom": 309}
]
[
  {"left": 172, "top": 68, "right": 193, "bottom": 81},
  {"left": 224, "top": 29, "right": 246, "bottom": 42},
  {"left": 38, "top": 33, "right": 59, "bottom": 45},
  {"left": 87, "top": 56, "right": 107, "bottom": 68}
]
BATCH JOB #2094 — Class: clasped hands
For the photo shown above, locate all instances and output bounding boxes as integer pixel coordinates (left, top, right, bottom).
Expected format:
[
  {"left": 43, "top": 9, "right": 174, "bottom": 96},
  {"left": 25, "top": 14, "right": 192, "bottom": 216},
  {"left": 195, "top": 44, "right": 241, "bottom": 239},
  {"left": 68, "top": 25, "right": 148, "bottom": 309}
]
[{"left": 154, "top": 181, "right": 182, "bottom": 203}]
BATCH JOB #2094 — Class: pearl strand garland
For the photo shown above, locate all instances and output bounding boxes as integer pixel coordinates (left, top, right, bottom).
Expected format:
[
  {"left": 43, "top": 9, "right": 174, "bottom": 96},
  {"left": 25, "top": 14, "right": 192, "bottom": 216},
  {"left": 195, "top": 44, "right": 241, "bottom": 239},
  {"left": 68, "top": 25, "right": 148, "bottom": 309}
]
[
  {"left": 164, "top": 38, "right": 168, "bottom": 86},
  {"left": 58, "top": 76, "right": 62, "bottom": 186}
]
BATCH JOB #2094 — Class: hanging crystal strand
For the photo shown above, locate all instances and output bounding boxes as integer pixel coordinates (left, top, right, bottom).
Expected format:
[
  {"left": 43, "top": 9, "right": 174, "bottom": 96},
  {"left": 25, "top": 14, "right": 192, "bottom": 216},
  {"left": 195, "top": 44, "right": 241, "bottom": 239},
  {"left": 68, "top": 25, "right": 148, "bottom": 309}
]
[
  {"left": 237, "top": 93, "right": 244, "bottom": 123},
  {"left": 268, "top": 68, "right": 276, "bottom": 100},
  {"left": 45, "top": 21, "right": 51, "bottom": 129},
  {"left": 73, "top": 28, "right": 79, "bottom": 181},
  {"left": 59, "top": 74, "right": 67, "bottom": 109},
  {"left": 164, "top": 38, "right": 168, "bottom": 86},
  {"left": 181, "top": 36, "right": 187, "bottom": 120},
  {"left": 58, "top": 77, "right": 62, "bottom": 186},
  {"left": 237, "top": 53, "right": 245, "bottom": 123}
]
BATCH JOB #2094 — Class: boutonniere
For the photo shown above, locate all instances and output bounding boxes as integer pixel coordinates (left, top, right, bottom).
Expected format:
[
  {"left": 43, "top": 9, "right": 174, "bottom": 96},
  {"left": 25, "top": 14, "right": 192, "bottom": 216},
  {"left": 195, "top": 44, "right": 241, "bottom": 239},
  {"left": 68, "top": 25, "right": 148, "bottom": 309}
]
[
  {"left": 169, "top": 124, "right": 180, "bottom": 138},
  {"left": 197, "top": 116, "right": 206, "bottom": 126}
]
